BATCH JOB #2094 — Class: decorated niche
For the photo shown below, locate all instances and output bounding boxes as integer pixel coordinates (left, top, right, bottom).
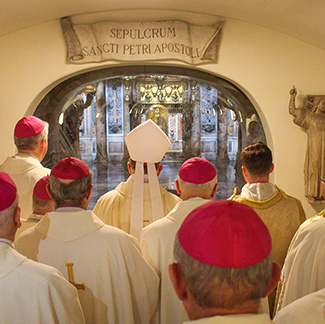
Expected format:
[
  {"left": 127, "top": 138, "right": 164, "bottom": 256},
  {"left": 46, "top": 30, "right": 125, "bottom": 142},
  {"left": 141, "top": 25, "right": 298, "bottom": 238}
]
[
  {"left": 201, "top": 85, "right": 218, "bottom": 134},
  {"left": 126, "top": 77, "right": 205, "bottom": 159},
  {"left": 137, "top": 81, "right": 187, "bottom": 104},
  {"left": 200, "top": 84, "right": 218, "bottom": 160},
  {"left": 106, "top": 82, "right": 123, "bottom": 135}
]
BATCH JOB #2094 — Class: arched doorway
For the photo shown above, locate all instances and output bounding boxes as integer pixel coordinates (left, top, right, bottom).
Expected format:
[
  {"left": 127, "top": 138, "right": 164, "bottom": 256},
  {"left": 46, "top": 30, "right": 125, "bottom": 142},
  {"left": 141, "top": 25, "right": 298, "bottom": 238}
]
[{"left": 34, "top": 65, "right": 266, "bottom": 208}]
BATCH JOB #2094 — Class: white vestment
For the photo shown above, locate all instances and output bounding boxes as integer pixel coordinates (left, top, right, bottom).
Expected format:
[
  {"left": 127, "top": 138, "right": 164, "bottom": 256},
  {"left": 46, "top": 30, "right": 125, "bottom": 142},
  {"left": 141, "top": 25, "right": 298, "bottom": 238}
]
[
  {"left": 140, "top": 198, "right": 216, "bottom": 324},
  {"left": 273, "top": 288, "right": 325, "bottom": 324},
  {"left": 182, "top": 313, "right": 273, "bottom": 323},
  {"left": 141, "top": 197, "right": 269, "bottom": 323},
  {"left": 0, "top": 153, "right": 50, "bottom": 220},
  {"left": 0, "top": 243, "right": 85, "bottom": 324},
  {"left": 94, "top": 174, "right": 181, "bottom": 234},
  {"left": 15, "top": 208, "right": 159, "bottom": 324},
  {"left": 275, "top": 211, "right": 325, "bottom": 312}
]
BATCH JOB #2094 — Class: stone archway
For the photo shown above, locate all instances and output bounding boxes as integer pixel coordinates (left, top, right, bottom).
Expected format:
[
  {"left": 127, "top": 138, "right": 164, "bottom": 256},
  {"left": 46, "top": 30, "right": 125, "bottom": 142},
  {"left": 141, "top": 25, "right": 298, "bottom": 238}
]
[{"left": 34, "top": 65, "right": 266, "bottom": 206}]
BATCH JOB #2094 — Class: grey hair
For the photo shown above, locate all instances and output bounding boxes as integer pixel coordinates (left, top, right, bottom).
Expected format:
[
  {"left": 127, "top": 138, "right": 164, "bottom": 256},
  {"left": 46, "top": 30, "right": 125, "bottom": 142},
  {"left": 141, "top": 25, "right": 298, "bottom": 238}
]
[
  {"left": 0, "top": 198, "right": 19, "bottom": 229},
  {"left": 32, "top": 196, "right": 55, "bottom": 214},
  {"left": 48, "top": 172, "right": 92, "bottom": 208},
  {"left": 14, "top": 122, "right": 49, "bottom": 150},
  {"left": 177, "top": 176, "right": 217, "bottom": 196},
  {"left": 173, "top": 234, "right": 272, "bottom": 309}
]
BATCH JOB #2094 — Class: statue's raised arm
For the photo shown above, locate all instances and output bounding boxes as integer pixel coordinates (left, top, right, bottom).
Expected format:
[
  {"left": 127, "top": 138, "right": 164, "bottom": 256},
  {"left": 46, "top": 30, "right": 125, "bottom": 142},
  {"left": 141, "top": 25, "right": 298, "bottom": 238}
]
[
  {"left": 289, "top": 86, "right": 298, "bottom": 116},
  {"left": 288, "top": 86, "right": 325, "bottom": 200}
]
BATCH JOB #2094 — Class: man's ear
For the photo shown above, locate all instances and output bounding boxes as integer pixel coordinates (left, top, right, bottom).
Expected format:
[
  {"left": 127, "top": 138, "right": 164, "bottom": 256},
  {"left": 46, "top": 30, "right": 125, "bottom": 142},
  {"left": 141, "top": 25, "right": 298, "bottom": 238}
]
[
  {"left": 211, "top": 183, "right": 218, "bottom": 198},
  {"left": 127, "top": 162, "right": 134, "bottom": 175},
  {"left": 263, "top": 262, "right": 281, "bottom": 297},
  {"left": 40, "top": 137, "right": 47, "bottom": 148},
  {"left": 14, "top": 206, "right": 21, "bottom": 229},
  {"left": 168, "top": 263, "right": 188, "bottom": 301},
  {"left": 176, "top": 179, "right": 182, "bottom": 195},
  {"left": 242, "top": 165, "right": 248, "bottom": 177},
  {"left": 157, "top": 165, "right": 163, "bottom": 177},
  {"left": 269, "top": 163, "right": 274, "bottom": 174},
  {"left": 86, "top": 184, "right": 94, "bottom": 201}
]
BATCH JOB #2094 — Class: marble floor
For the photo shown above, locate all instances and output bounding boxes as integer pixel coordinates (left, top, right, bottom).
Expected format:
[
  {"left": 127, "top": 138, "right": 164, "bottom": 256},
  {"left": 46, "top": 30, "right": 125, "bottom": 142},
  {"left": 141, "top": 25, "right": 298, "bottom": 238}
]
[{"left": 85, "top": 157, "right": 238, "bottom": 210}]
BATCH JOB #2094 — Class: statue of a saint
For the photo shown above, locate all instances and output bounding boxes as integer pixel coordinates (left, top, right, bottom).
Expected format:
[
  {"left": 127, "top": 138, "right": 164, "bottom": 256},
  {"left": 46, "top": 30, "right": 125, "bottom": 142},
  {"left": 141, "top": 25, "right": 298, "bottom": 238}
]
[{"left": 289, "top": 87, "right": 325, "bottom": 200}]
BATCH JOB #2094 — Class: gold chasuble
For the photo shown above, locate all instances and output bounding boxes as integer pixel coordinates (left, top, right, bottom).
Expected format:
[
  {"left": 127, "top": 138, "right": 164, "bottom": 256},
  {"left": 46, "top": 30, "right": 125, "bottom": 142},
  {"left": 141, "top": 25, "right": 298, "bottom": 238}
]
[
  {"left": 229, "top": 186, "right": 305, "bottom": 267},
  {"left": 230, "top": 186, "right": 306, "bottom": 314}
]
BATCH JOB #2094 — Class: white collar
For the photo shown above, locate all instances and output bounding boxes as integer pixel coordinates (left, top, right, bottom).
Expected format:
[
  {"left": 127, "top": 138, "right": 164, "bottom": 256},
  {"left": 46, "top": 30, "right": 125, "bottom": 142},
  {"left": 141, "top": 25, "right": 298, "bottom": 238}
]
[
  {"left": 0, "top": 238, "right": 14, "bottom": 248},
  {"left": 129, "top": 174, "right": 149, "bottom": 183},
  {"left": 35, "top": 209, "right": 104, "bottom": 242},
  {"left": 16, "top": 152, "right": 39, "bottom": 161},
  {"left": 241, "top": 183, "right": 277, "bottom": 201},
  {"left": 0, "top": 243, "right": 26, "bottom": 279}
]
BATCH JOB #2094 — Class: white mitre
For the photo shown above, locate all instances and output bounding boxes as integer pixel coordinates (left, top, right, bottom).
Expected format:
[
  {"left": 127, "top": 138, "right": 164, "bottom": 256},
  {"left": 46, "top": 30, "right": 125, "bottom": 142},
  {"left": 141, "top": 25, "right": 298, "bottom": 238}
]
[{"left": 125, "top": 119, "right": 171, "bottom": 239}]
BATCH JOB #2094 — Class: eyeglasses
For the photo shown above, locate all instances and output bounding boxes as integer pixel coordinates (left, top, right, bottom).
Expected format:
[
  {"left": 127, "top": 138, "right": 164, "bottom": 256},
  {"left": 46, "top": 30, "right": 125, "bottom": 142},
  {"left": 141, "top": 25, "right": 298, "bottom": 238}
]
[{"left": 321, "top": 178, "right": 325, "bottom": 183}]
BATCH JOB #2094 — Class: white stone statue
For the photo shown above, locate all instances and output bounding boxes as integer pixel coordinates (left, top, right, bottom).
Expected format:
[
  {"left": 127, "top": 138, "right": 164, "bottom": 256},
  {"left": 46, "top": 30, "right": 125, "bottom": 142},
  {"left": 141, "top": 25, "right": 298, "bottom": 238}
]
[{"left": 289, "top": 86, "right": 325, "bottom": 200}]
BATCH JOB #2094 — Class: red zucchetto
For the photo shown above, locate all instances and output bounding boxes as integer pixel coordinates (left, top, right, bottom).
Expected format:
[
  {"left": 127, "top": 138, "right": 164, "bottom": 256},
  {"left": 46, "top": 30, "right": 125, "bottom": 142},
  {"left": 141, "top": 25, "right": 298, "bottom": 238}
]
[
  {"left": 179, "top": 157, "right": 217, "bottom": 184},
  {"left": 178, "top": 200, "right": 272, "bottom": 268},
  {"left": 0, "top": 172, "right": 17, "bottom": 211},
  {"left": 51, "top": 157, "right": 89, "bottom": 180},
  {"left": 33, "top": 175, "right": 51, "bottom": 200},
  {"left": 14, "top": 116, "right": 45, "bottom": 138}
]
